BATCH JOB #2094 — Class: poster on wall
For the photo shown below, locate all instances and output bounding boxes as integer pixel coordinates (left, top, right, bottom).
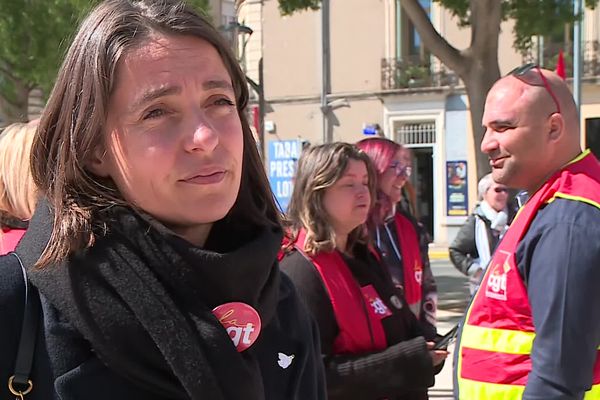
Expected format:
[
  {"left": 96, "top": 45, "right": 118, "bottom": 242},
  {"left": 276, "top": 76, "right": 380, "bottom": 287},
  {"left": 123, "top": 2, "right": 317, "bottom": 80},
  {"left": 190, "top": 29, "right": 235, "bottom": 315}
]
[
  {"left": 446, "top": 160, "right": 468, "bottom": 216},
  {"left": 268, "top": 139, "right": 301, "bottom": 211}
]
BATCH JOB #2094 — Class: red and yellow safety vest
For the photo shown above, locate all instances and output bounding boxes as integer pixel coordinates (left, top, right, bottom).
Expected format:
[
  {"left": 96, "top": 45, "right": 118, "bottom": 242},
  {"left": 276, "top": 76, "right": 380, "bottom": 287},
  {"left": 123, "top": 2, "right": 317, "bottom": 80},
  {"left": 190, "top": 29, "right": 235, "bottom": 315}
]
[{"left": 456, "top": 150, "right": 600, "bottom": 399}]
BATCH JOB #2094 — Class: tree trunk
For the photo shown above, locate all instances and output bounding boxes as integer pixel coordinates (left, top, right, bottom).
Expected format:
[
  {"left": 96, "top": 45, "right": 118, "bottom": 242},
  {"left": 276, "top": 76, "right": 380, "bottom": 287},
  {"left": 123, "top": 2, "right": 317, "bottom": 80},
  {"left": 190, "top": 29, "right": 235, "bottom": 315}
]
[
  {"left": 463, "top": 71, "right": 499, "bottom": 180},
  {"left": 399, "top": 0, "right": 502, "bottom": 180},
  {"left": 461, "top": 0, "right": 502, "bottom": 180}
]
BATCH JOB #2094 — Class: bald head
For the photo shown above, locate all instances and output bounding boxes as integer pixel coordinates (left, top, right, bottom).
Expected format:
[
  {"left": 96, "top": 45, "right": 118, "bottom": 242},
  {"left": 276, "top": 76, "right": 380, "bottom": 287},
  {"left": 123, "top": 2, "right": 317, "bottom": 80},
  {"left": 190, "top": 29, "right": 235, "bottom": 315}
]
[
  {"left": 491, "top": 68, "right": 580, "bottom": 140},
  {"left": 481, "top": 67, "right": 583, "bottom": 193}
]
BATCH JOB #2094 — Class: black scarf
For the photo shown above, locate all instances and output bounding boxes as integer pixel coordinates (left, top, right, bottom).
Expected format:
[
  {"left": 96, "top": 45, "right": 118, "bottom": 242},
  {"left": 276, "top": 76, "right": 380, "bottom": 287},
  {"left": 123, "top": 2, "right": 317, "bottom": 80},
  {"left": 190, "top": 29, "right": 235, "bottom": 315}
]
[
  {"left": 0, "top": 211, "right": 28, "bottom": 230},
  {"left": 18, "top": 202, "right": 283, "bottom": 399}
]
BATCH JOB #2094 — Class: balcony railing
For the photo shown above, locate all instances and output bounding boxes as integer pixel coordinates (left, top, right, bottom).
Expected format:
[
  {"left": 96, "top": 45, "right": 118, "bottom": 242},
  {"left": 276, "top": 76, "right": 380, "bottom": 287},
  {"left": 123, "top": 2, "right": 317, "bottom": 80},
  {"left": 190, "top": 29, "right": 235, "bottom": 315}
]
[
  {"left": 381, "top": 58, "right": 459, "bottom": 90},
  {"left": 521, "top": 40, "right": 600, "bottom": 78}
]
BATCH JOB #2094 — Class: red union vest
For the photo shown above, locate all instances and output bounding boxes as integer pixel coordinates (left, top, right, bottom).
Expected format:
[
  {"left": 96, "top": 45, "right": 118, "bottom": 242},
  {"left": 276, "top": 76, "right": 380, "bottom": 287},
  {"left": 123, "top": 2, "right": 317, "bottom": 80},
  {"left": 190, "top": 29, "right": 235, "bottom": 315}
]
[
  {"left": 392, "top": 213, "right": 423, "bottom": 316},
  {"left": 456, "top": 150, "right": 600, "bottom": 399},
  {"left": 294, "top": 229, "right": 388, "bottom": 354}
]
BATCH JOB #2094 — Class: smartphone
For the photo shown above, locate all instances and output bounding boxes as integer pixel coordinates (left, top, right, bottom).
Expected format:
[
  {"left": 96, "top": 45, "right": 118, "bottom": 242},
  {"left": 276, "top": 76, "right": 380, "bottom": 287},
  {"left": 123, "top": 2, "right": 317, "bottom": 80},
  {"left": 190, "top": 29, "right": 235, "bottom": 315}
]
[{"left": 433, "top": 324, "right": 459, "bottom": 350}]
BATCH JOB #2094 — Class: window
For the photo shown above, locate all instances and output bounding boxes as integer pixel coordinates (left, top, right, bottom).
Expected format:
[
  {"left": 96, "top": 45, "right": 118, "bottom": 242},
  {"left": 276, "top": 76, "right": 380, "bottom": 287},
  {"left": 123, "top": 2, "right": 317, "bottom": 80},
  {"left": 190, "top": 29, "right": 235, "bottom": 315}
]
[{"left": 395, "top": 121, "right": 436, "bottom": 145}]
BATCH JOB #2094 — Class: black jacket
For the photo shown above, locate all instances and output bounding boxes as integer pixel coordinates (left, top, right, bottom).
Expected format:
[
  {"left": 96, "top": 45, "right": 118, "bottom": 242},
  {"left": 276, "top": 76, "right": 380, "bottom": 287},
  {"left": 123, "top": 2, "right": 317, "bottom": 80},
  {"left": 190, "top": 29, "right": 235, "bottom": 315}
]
[
  {"left": 373, "top": 209, "right": 438, "bottom": 340},
  {"left": 281, "top": 244, "right": 436, "bottom": 400},
  {"left": 0, "top": 205, "right": 326, "bottom": 400},
  {"left": 448, "top": 205, "right": 500, "bottom": 276}
]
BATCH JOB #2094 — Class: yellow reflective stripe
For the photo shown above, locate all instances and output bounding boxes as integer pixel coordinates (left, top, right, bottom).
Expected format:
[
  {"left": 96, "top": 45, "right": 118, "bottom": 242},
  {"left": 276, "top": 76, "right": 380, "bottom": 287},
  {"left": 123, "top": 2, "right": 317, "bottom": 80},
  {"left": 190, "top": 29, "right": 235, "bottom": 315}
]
[
  {"left": 458, "top": 377, "right": 600, "bottom": 400},
  {"left": 584, "top": 384, "right": 600, "bottom": 399},
  {"left": 457, "top": 377, "right": 524, "bottom": 400},
  {"left": 550, "top": 192, "right": 600, "bottom": 210},
  {"left": 567, "top": 149, "right": 591, "bottom": 166},
  {"left": 461, "top": 324, "right": 535, "bottom": 354}
]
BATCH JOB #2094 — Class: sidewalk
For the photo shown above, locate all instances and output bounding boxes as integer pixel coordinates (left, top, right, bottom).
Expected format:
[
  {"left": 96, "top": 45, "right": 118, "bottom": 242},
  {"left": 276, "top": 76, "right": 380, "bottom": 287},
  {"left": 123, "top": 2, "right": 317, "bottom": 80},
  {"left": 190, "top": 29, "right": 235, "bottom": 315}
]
[
  {"left": 429, "top": 311, "right": 461, "bottom": 399},
  {"left": 428, "top": 259, "right": 470, "bottom": 400}
]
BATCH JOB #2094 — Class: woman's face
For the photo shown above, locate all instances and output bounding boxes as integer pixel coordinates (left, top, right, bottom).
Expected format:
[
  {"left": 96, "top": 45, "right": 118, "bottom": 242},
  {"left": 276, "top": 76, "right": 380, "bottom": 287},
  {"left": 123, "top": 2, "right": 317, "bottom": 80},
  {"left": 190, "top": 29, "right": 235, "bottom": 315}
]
[
  {"left": 90, "top": 34, "right": 243, "bottom": 246},
  {"left": 322, "top": 159, "right": 371, "bottom": 237},
  {"left": 378, "top": 149, "right": 411, "bottom": 204},
  {"left": 483, "top": 181, "right": 509, "bottom": 212}
]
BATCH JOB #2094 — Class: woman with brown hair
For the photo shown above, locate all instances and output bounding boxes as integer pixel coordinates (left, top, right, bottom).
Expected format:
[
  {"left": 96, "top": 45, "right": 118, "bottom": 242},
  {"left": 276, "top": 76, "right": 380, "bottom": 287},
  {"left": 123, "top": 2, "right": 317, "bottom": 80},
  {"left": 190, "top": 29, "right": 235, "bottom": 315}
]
[
  {"left": 0, "top": 122, "right": 38, "bottom": 254},
  {"left": 280, "top": 142, "right": 446, "bottom": 400},
  {"left": 0, "top": 1, "right": 325, "bottom": 399}
]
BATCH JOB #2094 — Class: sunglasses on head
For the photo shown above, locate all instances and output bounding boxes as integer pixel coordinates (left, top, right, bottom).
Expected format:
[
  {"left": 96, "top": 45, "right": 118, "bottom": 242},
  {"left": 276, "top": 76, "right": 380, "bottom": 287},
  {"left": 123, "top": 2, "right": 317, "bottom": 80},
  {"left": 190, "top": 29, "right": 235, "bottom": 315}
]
[
  {"left": 389, "top": 161, "right": 412, "bottom": 178},
  {"left": 508, "top": 63, "right": 561, "bottom": 114}
]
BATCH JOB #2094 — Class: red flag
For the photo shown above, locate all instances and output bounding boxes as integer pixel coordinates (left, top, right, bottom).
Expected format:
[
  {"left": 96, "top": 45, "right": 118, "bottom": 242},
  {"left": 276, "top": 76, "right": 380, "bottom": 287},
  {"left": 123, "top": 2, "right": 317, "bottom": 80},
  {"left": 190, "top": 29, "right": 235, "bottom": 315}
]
[{"left": 555, "top": 49, "right": 566, "bottom": 80}]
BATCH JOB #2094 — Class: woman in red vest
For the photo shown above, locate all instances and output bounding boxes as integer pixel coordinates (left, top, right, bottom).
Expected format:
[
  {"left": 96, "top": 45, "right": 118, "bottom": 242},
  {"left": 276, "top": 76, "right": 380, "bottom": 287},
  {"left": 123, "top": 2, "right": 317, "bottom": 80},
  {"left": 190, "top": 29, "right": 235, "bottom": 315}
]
[
  {"left": 280, "top": 142, "right": 446, "bottom": 400},
  {"left": 0, "top": 122, "right": 38, "bottom": 255},
  {"left": 356, "top": 138, "right": 438, "bottom": 340}
]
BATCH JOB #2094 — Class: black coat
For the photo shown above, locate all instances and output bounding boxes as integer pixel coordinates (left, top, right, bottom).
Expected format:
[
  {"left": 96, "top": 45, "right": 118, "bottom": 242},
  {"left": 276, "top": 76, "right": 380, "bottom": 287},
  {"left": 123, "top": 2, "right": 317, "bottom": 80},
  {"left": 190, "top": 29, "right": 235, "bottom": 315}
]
[
  {"left": 0, "top": 200, "right": 327, "bottom": 400},
  {"left": 0, "top": 253, "right": 326, "bottom": 400},
  {"left": 448, "top": 205, "right": 500, "bottom": 276},
  {"left": 281, "top": 244, "right": 436, "bottom": 400}
]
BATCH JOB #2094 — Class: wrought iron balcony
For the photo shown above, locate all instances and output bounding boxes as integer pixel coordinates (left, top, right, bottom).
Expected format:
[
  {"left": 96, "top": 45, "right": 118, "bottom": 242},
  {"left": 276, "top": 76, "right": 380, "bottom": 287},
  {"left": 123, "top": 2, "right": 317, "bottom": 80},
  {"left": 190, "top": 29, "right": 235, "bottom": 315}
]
[
  {"left": 381, "top": 57, "right": 459, "bottom": 90},
  {"left": 521, "top": 40, "right": 600, "bottom": 78}
]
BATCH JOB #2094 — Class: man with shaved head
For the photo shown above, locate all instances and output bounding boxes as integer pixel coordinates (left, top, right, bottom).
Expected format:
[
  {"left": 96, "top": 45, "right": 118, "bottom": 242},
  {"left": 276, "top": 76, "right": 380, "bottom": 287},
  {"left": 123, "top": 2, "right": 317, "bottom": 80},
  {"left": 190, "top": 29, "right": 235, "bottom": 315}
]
[{"left": 455, "top": 65, "right": 600, "bottom": 399}]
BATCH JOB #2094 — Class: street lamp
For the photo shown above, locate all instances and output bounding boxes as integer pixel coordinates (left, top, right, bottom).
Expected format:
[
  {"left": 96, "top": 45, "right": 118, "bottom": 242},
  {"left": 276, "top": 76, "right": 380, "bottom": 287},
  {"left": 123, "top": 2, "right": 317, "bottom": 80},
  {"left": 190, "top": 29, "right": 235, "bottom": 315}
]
[
  {"left": 220, "top": 21, "right": 254, "bottom": 67},
  {"left": 219, "top": 21, "right": 266, "bottom": 159}
]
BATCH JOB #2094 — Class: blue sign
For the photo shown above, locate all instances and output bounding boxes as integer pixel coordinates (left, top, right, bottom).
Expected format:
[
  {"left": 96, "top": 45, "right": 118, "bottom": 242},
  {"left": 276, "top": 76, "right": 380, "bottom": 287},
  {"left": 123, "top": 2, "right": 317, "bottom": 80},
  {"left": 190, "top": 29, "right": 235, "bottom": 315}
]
[
  {"left": 446, "top": 160, "right": 468, "bottom": 216},
  {"left": 268, "top": 140, "right": 301, "bottom": 211},
  {"left": 362, "top": 124, "right": 380, "bottom": 136}
]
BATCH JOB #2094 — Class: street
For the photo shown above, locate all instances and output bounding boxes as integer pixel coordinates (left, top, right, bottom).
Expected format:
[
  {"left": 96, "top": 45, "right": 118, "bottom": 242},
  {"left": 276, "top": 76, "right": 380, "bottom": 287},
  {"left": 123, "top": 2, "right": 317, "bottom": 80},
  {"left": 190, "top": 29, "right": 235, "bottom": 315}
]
[{"left": 429, "top": 258, "right": 470, "bottom": 399}]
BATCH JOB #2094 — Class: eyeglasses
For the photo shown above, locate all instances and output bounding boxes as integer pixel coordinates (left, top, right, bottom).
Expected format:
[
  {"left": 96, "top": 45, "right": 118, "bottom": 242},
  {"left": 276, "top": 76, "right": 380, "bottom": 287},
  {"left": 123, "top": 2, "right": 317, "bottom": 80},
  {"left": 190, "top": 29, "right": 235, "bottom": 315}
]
[
  {"left": 388, "top": 161, "right": 412, "bottom": 178},
  {"left": 508, "top": 63, "right": 561, "bottom": 114},
  {"left": 493, "top": 187, "right": 509, "bottom": 194}
]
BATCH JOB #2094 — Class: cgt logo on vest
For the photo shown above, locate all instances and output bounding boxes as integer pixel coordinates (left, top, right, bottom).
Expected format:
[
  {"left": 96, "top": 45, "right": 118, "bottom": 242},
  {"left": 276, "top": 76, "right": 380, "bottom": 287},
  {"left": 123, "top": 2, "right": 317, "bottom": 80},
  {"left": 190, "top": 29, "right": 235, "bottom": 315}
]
[
  {"left": 212, "top": 302, "right": 262, "bottom": 352},
  {"left": 361, "top": 284, "right": 393, "bottom": 318},
  {"left": 414, "top": 261, "right": 423, "bottom": 285},
  {"left": 485, "top": 250, "right": 511, "bottom": 301}
]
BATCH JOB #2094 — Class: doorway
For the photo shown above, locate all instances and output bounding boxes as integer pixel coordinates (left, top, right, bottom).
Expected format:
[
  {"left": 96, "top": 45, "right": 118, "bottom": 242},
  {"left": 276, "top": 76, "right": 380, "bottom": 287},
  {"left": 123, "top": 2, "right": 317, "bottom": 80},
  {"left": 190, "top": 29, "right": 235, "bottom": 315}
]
[
  {"left": 586, "top": 118, "right": 600, "bottom": 159},
  {"left": 408, "top": 147, "right": 434, "bottom": 240}
]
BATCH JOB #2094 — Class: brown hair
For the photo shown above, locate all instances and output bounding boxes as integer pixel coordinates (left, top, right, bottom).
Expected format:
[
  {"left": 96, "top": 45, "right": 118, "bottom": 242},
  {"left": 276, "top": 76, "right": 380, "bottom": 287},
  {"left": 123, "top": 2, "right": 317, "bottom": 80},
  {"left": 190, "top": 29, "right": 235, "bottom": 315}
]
[
  {"left": 285, "top": 142, "right": 376, "bottom": 255},
  {"left": 32, "top": 0, "right": 279, "bottom": 267}
]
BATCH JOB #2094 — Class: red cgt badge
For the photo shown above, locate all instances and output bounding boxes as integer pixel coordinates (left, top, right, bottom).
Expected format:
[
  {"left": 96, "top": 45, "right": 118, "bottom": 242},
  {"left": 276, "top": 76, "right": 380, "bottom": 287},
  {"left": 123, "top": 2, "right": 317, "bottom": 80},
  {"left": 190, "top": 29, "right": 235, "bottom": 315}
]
[{"left": 212, "top": 302, "right": 262, "bottom": 352}]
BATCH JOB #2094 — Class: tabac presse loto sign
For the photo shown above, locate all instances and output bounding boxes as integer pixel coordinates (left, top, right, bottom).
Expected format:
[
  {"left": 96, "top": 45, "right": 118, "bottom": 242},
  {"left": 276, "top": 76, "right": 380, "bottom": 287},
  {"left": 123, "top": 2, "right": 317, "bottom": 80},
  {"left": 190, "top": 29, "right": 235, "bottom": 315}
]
[{"left": 268, "top": 140, "right": 301, "bottom": 212}]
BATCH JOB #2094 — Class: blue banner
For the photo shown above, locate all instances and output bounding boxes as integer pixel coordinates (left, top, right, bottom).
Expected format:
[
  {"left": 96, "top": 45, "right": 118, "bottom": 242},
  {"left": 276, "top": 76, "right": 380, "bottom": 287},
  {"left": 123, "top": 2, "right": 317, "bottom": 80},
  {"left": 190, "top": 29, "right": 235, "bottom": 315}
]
[
  {"left": 446, "top": 160, "right": 468, "bottom": 216},
  {"left": 268, "top": 140, "right": 301, "bottom": 211}
]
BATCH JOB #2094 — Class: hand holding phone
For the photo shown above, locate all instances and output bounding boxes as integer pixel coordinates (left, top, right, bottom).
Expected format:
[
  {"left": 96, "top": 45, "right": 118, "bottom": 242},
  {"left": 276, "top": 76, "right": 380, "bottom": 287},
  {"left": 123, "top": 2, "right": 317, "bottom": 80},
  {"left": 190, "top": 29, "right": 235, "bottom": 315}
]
[{"left": 433, "top": 324, "right": 459, "bottom": 350}]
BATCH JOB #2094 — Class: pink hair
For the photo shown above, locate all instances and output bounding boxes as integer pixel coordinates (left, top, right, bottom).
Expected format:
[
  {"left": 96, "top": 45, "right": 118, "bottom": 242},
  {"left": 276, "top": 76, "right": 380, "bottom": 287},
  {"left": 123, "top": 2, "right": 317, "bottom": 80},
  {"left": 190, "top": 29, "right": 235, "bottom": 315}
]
[{"left": 356, "top": 138, "right": 404, "bottom": 227}]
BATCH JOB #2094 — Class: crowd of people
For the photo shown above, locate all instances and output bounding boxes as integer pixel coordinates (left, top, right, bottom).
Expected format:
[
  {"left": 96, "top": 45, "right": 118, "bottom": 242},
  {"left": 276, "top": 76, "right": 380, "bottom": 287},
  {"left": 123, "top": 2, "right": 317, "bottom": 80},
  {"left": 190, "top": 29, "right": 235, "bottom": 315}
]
[{"left": 0, "top": 1, "right": 598, "bottom": 399}]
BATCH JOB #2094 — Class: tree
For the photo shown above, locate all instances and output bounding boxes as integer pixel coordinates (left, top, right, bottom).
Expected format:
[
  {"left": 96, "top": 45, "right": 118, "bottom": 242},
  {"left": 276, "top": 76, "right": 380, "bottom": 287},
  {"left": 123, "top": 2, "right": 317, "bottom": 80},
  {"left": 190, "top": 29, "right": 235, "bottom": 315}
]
[
  {"left": 277, "top": 0, "right": 598, "bottom": 180},
  {"left": 0, "top": 0, "right": 210, "bottom": 125}
]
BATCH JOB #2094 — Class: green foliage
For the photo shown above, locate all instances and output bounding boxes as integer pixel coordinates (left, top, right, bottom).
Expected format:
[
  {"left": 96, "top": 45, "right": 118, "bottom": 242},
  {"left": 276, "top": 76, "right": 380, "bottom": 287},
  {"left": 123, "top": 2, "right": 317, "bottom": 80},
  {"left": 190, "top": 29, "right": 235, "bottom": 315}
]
[
  {"left": 278, "top": 0, "right": 599, "bottom": 52},
  {"left": 0, "top": 0, "right": 96, "bottom": 98},
  {"left": 507, "top": 0, "right": 596, "bottom": 52},
  {"left": 188, "top": 0, "right": 212, "bottom": 19},
  {"left": 396, "top": 64, "right": 431, "bottom": 88},
  {"left": 278, "top": 0, "right": 321, "bottom": 16},
  {"left": 0, "top": 0, "right": 211, "bottom": 104},
  {"left": 433, "top": 0, "right": 599, "bottom": 52},
  {"left": 433, "top": 0, "right": 469, "bottom": 26}
]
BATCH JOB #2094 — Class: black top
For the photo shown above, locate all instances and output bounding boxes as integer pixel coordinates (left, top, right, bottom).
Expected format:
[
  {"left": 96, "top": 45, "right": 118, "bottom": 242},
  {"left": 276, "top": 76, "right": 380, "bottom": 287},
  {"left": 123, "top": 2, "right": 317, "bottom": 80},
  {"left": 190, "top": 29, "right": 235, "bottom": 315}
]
[
  {"left": 281, "top": 244, "right": 435, "bottom": 400},
  {"left": 0, "top": 202, "right": 327, "bottom": 400},
  {"left": 449, "top": 204, "right": 501, "bottom": 276},
  {"left": 374, "top": 210, "right": 438, "bottom": 340},
  {"left": 516, "top": 199, "right": 600, "bottom": 399}
]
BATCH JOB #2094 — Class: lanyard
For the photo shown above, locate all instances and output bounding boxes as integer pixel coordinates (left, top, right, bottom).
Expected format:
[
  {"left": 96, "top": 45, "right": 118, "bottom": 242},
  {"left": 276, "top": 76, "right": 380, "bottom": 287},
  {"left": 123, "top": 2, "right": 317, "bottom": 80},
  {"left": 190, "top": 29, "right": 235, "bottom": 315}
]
[{"left": 375, "top": 222, "right": 402, "bottom": 263}]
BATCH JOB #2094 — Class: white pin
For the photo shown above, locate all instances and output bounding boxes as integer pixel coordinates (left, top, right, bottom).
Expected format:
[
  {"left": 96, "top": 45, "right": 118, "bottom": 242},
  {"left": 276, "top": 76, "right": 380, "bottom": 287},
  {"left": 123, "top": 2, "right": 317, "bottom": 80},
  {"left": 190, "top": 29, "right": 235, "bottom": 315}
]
[
  {"left": 277, "top": 352, "right": 295, "bottom": 369},
  {"left": 390, "top": 295, "right": 403, "bottom": 310}
]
